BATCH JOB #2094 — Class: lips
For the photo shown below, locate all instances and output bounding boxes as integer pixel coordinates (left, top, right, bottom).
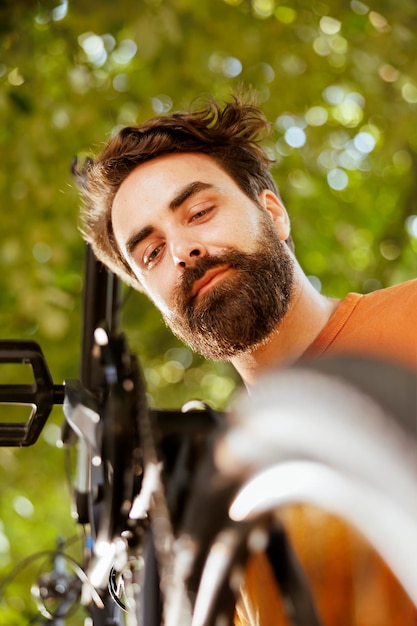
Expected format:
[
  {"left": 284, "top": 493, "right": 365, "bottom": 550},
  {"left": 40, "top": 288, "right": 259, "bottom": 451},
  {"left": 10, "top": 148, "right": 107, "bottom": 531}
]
[{"left": 191, "top": 266, "right": 230, "bottom": 300}]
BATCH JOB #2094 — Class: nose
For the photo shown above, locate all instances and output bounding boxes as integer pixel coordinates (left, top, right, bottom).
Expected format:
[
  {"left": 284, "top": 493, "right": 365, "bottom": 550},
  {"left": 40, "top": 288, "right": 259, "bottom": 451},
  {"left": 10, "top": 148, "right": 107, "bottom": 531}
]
[{"left": 171, "top": 237, "right": 208, "bottom": 269}]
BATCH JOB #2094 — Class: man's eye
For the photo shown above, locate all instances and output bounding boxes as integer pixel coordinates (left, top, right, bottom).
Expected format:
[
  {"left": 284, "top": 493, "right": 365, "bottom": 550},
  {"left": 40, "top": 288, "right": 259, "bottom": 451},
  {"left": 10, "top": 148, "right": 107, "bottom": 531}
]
[
  {"left": 144, "top": 245, "right": 162, "bottom": 266},
  {"left": 191, "top": 205, "right": 214, "bottom": 221}
]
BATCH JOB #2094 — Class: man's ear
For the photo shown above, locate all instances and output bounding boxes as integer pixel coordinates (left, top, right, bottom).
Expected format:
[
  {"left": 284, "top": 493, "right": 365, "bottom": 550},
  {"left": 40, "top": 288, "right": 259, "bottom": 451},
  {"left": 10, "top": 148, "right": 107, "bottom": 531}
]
[{"left": 258, "top": 189, "right": 291, "bottom": 241}]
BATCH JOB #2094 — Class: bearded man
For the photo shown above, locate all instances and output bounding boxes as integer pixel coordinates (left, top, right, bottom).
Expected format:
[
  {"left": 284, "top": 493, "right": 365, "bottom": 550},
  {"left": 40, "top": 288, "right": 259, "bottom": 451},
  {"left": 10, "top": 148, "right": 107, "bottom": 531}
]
[{"left": 74, "top": 95, "right": 417, "bottom": 625}]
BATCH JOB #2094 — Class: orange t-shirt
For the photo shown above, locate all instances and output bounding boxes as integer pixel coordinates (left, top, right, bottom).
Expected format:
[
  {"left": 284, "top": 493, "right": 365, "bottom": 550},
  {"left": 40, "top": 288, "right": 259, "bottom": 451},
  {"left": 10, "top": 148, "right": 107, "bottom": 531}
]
[
  {"left": 235, "top": 279, "right": 417, "bottom": 626},
  {"left": 304, "top": 278, "right": 417, "bottom": 370}
]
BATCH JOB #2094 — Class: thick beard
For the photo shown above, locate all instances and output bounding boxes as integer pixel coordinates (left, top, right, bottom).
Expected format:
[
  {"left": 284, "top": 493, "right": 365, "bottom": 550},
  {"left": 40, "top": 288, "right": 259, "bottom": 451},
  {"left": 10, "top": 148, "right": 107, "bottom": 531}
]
[{"left": 163, "top": 217, "right": 295, "bottom": 361}]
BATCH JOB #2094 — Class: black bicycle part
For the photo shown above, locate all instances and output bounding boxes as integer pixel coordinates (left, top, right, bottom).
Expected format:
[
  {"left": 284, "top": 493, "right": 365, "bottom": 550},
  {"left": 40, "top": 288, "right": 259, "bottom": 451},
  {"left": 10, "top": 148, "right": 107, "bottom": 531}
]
[{"left": 0, "top": 339, "right": 64, "bottom": 447}]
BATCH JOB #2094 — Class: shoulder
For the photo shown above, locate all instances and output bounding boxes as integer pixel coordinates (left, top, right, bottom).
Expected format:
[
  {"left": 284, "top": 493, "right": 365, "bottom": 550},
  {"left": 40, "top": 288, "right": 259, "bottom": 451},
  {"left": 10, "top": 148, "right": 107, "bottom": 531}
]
[
  {"left": 358, "top": 278, "right": 417, "bottom": 310},
  {"left": 329, "top": 279, "right": 417, "bottom": 364},
  {"left": 367, "top": 278, "right": 417, "bottom": 296}
]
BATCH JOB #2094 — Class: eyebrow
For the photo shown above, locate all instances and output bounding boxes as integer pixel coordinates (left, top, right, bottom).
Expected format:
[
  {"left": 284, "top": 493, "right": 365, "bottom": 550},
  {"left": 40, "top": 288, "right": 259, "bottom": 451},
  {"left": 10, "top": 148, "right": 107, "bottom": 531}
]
[
  {"left": 169, "top": 180, "right": 214, "bottom": 210},
  {"left": 126, "top": 225, "right": 154, "bottom": 255},
  {"left": 125, "top": 180, "right": 215, "bottom": 255}
]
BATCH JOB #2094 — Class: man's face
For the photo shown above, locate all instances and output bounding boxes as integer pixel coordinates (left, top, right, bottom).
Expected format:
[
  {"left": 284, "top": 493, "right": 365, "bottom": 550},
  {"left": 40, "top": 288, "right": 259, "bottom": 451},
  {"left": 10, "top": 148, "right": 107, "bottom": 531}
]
[{"left": 111, "top": 153, "right": 294, "bottom": 360}]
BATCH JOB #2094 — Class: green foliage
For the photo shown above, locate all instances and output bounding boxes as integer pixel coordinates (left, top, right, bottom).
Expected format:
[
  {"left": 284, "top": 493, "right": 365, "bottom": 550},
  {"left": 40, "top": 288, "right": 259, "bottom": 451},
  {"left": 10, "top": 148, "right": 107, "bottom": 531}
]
[{"left": 0, "top": 0, "right": 416, "bottom": 621}]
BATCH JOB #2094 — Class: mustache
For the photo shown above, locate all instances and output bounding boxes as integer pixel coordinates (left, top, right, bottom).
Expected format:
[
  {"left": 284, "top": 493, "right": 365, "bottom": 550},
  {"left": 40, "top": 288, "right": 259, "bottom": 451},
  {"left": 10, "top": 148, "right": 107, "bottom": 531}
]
[{"left": 179, "top": 251, "right": 251, "bottom": 299}]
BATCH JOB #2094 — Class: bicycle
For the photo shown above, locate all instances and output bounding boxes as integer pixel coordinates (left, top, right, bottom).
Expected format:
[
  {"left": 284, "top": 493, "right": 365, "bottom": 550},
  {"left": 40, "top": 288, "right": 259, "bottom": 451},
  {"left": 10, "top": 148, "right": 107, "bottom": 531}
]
[{"left": 0, "top": 245, "right": 416, "bottom": 625}]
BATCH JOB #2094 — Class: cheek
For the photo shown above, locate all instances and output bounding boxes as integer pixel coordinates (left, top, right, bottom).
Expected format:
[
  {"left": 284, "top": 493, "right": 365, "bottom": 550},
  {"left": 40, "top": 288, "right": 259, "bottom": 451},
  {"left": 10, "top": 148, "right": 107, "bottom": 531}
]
[
  {"left": 227, "top": 216, "right": 264, "bottom": 251},
  {"left": 143, "top": 274, "right": 177, "bottom": 318},
  {"left": 209, "top": 222, "right": 252, "bottom": 251}
]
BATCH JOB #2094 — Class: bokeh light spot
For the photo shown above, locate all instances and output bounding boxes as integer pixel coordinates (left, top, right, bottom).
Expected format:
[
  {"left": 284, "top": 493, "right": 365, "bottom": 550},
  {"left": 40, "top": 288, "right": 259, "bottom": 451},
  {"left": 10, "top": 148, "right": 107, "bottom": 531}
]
[
  {"left": 332, "top": 100, "right": 363, "bottom": 127},
  {"left": 32, "top": 242, "right": 51, "bottom": 263},
  {"left": 402, "top": 82, "right": 417, "bottom": 104},
  {"left": 161, "top": 361, "right": 185, "bottom": 384},
  {"left": 405, "top": 215, "right": 417, "bottom": 238},
  {"left": 369, "top": 11, "right": 390, "bottom": 33},
  {"left": 322, "top": 85, "right": 345, "bottom": 105},
  {"left": 327, "top": 168, "right": 349, "bottom": 190},
  {"left": 113, "top": 73, "right": 129, "bottom": 92},
  {"left": 379, "top": 64, "right": 399, "bottom": 83},
  {"left": 13, "top": 496, "right": 34, "bottom": 518},
  {"left": 320, "top": 16, "right": 342, "bottom": 35},
  {"left": 351, "top": 1, "right": 369, "bottom": 16},
  {"left": 151, "top": 94, "right": 173, "bottom": 114},
  {"left": 284, "top": 127, "right": 306, "bottom": 148},
  {"left": 112, "top": 39, "right": 138, "bottom": 65},
  {"left": 353, "top": 131, "right": 376, "bottom": 154},
  {"left": 252, "top": 0, "right": 275, "bottom": 18},
  {"left": 78, "top": 32, "right": 107, "bottom": 66},
  {"left": 52, "top": 0, "right": 68, "bottom": 21},
  {"left": 281, "top": 54, "right": 306, "bottom": 75},
  {"left": 274, "top": 6, "right": 296, "bottom": 24},
  {"left": 305, "top": 106, "right": 328, "bottom": 126},
  {"left": 380, "top": 240, "right": 400, "bottom": 260},
  {"left": 8, "top": 68, "right": 24, "bottom": 86},
  {"left": 43, "top": 423, "right": 63, "bottom": 447},
  {"left": 222, "top": 56, "right": 242, "bottom": 78}
]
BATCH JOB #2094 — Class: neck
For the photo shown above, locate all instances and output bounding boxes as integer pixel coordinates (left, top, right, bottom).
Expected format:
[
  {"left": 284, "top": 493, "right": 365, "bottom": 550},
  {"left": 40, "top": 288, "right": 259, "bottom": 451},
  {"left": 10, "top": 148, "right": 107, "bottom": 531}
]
[{"left": 231, "top": 265, "right": 340, "bottom": 386}]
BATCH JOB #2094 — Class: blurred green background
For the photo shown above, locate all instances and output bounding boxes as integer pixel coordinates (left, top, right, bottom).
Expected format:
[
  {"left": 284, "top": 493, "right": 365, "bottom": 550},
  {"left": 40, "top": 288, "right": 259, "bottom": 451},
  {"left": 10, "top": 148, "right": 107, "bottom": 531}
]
[{"left": 0, "top": 0, "right": 416, "bottom": 622}]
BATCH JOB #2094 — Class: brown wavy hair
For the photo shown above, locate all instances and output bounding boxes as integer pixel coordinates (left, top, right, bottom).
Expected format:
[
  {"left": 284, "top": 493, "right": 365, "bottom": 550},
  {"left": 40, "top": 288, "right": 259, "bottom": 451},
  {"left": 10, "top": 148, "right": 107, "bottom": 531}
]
[{"left": 73, "top": 95, "right": 291, "bottom": 289}]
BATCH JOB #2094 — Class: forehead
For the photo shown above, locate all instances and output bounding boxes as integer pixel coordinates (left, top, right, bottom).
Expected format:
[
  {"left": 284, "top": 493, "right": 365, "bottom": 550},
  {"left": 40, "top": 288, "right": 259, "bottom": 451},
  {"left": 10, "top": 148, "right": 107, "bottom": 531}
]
[{"left": 112, "top": 152, "right": 238, "bottom": 222}]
